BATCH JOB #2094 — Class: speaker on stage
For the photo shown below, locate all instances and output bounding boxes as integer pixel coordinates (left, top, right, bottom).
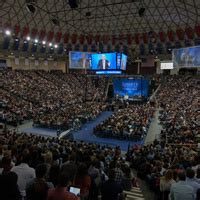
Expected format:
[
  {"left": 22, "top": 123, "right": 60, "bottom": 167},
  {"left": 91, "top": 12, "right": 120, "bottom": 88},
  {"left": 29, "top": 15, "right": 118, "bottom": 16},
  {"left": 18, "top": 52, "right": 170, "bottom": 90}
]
[{"left": 108, "top": 84, "right": 114, "bottom": 99}]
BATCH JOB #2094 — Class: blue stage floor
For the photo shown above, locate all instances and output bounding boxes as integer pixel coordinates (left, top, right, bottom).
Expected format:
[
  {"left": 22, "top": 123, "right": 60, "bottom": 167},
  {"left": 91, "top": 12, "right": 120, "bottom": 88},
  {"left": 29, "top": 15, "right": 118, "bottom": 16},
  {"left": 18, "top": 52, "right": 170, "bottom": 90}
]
[
  {"left": 72, "top": 111, "right": 144, "bottom": 151},
  {"left": 22, "top": 111, "right": 144, "bottom": 151}
]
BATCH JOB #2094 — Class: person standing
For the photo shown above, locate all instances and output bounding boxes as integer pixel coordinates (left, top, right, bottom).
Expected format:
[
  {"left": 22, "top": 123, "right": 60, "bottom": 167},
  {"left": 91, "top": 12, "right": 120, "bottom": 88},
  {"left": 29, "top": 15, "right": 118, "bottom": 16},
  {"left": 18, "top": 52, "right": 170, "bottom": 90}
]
[
  {"left": 101, "top": 169, "right": 123, "bottom": 200},
  {"left": 11, "top": 151, "right": 36, "bottom": 198},
  {"left": 160, "top": 169, "right": 175, "bottom": 200},
  {"left": 170, "top": 172, "right": 195, "bottom": 200}
]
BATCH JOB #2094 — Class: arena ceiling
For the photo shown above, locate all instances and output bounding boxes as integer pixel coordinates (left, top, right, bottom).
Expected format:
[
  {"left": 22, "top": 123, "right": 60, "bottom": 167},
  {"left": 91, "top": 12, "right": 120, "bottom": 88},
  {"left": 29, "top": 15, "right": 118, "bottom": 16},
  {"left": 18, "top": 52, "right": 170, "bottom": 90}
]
[{"left": 0, "top": 0, "right": 200, "bottom": 35}]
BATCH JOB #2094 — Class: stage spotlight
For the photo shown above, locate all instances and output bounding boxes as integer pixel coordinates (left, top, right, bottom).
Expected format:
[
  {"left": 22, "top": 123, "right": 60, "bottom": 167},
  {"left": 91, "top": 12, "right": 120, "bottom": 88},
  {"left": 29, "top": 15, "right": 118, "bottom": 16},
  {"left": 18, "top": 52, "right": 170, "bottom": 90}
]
[
  {"left": 54, "top": 44, "right": 58, "bottom": 48},
  {"left": 138, "top": 7, "right": 145, "bottom": 17},
  {"left": 42, "top": 41, "right": 46, "bottom": 45},
  {"left": 34, "top": 39, "right": 38, "bottom": 43},
  {"left": 26, "top": 36, "right": 31, "bottom": 41},
  {"left": 86, "top": 12, "right": 91, "bottom": 17},
  {"left": 68, "top": 0, "right": 78, "bottom": 9},
  {"left": 5, "top": 30, "right": 11, "bottom": 36},
  {"left": 49, "top": 43, "right": 52, "bottom": 47}
]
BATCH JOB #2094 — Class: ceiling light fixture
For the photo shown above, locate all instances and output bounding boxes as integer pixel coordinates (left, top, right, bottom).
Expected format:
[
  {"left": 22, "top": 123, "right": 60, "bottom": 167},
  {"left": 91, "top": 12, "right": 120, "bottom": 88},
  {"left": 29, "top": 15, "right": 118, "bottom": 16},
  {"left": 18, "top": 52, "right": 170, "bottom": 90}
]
[{"left": 5, "top": 30, "right": 11, "bottom": 36}]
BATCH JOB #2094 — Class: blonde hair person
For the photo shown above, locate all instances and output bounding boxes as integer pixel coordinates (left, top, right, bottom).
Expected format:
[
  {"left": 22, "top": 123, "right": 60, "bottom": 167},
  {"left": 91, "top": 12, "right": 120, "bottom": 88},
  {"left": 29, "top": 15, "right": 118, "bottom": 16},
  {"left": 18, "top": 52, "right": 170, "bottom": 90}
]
[
  {"left": 44, "top": 152, "right": 53, "bottom": 165},
  {"left": 160, "top": 169, "right": 176, "bottom": 200}
]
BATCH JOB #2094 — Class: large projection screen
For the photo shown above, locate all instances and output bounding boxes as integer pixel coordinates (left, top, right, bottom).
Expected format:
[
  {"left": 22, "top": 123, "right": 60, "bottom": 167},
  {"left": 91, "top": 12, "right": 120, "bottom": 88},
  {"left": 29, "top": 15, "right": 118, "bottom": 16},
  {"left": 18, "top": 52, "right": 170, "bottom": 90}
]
[
  {"left": 69, "top": 51, "right": 92, "bottom": 69},
  {"left": 113, "top": 78, "right": 149, "bottom": 98},
  {"left": 91, "top": 53, "right": 117, "bottom": 70},
  {"left": 173, "top": 46, "right": 200, "bottom": 68}
]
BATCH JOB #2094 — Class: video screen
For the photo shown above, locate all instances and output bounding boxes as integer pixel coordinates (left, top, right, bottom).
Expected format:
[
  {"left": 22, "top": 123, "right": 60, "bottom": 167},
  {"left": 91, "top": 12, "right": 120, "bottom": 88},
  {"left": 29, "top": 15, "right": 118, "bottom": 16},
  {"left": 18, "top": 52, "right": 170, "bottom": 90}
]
[
  {"left": 91, "top": 53, "right": 117, "bottom": 70},
  {"left": 117, "top": 53, "right": 121, "bottom": 69},
  {"left": 69, "top": 51, "right": 92, "bottom": 69},
  {"left": 113, "top": 78, "right": 149, "bottom": 98},
  {"left": 173, "top": 46, "right": 200, "bottom": 68},
  {"left": 121, "top": 53, "right": 127, "bottom": 70},
  {"left": 69, "top": 187, "right": 80, "bottom": 196},
  {"left": 160, "top": 62, "right": 173, "bottom": 69}
]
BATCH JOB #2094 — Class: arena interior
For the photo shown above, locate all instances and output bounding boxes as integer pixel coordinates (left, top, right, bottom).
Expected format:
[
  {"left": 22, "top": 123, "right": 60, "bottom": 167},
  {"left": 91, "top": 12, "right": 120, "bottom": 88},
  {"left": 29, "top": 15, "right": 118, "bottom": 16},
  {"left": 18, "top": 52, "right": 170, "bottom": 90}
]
[{"left": 0, "top": 1, "right": 200, "bottom": 200}]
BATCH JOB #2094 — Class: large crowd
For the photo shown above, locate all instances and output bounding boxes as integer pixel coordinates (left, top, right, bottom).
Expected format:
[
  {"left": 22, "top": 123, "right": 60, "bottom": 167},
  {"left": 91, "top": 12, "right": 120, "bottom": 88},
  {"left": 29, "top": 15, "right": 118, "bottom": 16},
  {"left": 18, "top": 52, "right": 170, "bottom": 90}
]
[
  {"left": 158, "top": 76, "right": 199, "bottom": 145},
  {"left": 0, "top": 70, "right": 107, "bottom": 129},
  {"left": 94, "top": 103, "right": 155, "bottom": 141},
  {"left": 0, "top": 129, "right": 135, "bottom": 200},
  {"left": 1, "top": 69, "right": 200, "bottom": 200},
  {"left": 127, "top": 75, "right": 200, "bottom": 199}
]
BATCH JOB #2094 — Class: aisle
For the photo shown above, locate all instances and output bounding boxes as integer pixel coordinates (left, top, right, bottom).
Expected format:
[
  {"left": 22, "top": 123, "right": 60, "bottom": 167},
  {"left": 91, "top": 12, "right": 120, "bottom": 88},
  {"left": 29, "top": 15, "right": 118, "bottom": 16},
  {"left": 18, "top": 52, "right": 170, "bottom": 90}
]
[
  {"left": 72, "top": 111, "right": 144, "bottom": 151},
  {"left": 144, "top": 108, "right": 163, "bottom": 145}
]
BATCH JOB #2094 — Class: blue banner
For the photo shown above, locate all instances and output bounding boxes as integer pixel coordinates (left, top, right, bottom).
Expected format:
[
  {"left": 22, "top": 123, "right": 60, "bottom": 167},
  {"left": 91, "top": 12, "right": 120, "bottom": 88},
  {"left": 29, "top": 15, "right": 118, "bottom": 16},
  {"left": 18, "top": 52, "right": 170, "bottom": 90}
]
[{"left": 113, "top": 78, "right": 149, "bottom": 97}]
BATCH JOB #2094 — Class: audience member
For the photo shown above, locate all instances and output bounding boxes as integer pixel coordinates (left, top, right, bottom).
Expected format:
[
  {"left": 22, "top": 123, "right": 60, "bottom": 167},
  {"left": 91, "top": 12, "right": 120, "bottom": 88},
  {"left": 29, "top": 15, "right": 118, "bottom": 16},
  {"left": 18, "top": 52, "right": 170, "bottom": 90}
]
[
  {"left": 170, "top": 172, "right": 195, "bottom": 200},
  {"left": 11, "top": 150, "right": 36, "bottom": 198},
  {"left": 47, "top": 172, "right": 80, "bottom": 200},
  {"left": 26, "top": 164, "right": 54, "bottom": 200},
  {"left": 101, "top": 169, "right": 123, "bottom": 200}
]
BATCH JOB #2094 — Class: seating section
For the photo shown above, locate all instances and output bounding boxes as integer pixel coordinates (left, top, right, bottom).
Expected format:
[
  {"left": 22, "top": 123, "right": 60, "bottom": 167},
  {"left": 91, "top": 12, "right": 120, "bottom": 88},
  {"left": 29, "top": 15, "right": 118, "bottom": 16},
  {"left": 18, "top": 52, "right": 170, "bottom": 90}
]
[
  {"left": 0, "top": 70, "right": 107, "bottom": 129},
  {"left": 94, "top": 104, "right": 155, "bottom": 141},
  {"left": 157, "top": 76, "right": 199, "bottom": 145},
  {"left": 1, "top": 71, "right": 200, "bottom": 200},
  {"left": 128, "top": 75, "right": 199, "bottom": 198},
  {"left": 0, "top": 129, "right": 145, "bottom": 200}
]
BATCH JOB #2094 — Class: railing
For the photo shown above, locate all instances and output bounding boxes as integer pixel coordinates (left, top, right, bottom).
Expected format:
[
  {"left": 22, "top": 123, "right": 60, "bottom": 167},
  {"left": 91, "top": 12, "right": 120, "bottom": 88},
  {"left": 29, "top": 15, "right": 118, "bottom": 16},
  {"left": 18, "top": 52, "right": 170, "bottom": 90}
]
[
  {"left": 123, "top": 187, "right": 145, "bottom": 200},
  {"left": 149, "top": 84, "right": 161, "bottom": 107}
]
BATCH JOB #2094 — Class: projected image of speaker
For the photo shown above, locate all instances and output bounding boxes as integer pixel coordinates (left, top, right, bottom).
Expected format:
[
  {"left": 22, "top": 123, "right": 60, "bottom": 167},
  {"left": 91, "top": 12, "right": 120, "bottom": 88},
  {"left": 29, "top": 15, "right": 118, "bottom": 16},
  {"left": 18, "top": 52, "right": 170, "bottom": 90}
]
[
  {"left": 91, "top": 53, "right": 117, "bottom": 70},
  {"left": 173, "top": 46, "right": 200, "bottom": 68}
]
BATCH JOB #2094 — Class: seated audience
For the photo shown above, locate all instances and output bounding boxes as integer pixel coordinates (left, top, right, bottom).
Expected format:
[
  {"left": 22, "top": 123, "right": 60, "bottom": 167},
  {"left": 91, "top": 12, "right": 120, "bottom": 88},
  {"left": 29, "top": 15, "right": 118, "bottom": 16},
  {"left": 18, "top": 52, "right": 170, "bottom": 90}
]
[{"left": 94, "top": 103, "right": 154, "bottom": 141}]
